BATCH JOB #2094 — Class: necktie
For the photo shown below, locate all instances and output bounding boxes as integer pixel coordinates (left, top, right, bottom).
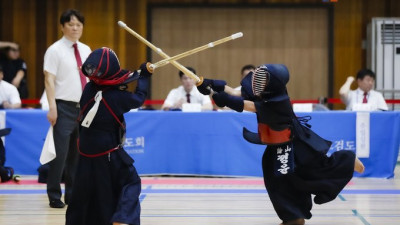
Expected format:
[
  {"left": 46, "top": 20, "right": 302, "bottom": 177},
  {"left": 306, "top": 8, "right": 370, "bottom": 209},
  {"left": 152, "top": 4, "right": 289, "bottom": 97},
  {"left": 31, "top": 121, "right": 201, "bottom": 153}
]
[
  {"left": 362, "top": 92, "right": 368, "bottom": 103},
  {"left": 186, "top": 93, "right": 191, "bottom": 103},
  {"left": 72, "top": 43, "right": 87, "bottom": 90}
]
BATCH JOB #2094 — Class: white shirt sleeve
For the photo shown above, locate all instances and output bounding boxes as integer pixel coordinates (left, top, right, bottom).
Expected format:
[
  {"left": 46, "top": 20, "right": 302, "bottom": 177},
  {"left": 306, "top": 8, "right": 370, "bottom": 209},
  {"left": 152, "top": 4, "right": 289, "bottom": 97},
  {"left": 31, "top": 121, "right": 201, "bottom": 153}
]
[
  {"left": 163, "top": 89, "right": 178, "bottom": 107},
  {"left": 43, "top": 47, "right": 59, "bottom": 75},
  {"left": 0, "top": 81, "right": 21, "bottom": 105},
  {"left": 345, "top": 90, "right": 357, "bottom": 110},
  {"left": 376, "top": 92, "right": 389, "bottom": 111},
  {"left": 344, "top": 91, "right": 352, "bottom": 105},
  {"left": 9, "top": 86, "right": 21, "bottom": 104}
]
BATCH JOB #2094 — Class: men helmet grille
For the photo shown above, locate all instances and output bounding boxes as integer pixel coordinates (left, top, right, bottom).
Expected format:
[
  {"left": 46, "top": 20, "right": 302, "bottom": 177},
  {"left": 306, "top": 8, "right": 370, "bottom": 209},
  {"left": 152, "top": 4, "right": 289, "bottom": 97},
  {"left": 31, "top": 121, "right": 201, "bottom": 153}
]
[{"left": 252, "top": 66, "right": 269, "bottom": 97}]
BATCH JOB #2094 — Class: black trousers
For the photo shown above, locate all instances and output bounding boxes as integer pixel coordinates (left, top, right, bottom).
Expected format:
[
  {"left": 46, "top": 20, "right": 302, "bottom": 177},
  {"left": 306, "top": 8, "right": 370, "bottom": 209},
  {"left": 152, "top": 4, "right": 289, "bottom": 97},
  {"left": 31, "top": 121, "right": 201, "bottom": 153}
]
[
  {"left": 47, "top": 100, "right": 79, "bottom": 203},
  {"left": 66, "top": 150, "right": 141, "bottom": 225},
  {"left": 262, "top": 140, "right": 355, "bottom": 222},
  {"left": 0, "top": 138, "right": 5, "bottom": 166}
]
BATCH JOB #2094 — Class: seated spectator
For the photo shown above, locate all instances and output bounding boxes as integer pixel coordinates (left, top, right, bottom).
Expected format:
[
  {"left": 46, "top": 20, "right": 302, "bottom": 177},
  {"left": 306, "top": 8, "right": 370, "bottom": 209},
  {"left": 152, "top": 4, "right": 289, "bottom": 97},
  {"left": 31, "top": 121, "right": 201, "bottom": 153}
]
[
  {"left": 0, "top": 44, "right": 28, "bottom": 98},
  {"left": 161, "top": 67, "right": 212, "bottom": 111},
  {"left": 0, "top": 65, "right": 21, "bottom": 109},
  {"left": 339, "top": 69, "right": 388, "bottom": 111},
  {"left": 235, "top": 64, "right": 255, "bottom": 90}
]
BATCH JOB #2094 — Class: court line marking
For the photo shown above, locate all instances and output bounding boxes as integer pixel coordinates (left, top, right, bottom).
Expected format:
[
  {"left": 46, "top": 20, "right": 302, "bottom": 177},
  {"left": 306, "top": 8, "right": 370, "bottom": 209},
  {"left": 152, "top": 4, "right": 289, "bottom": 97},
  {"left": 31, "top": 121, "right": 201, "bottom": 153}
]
[
  {"left": 0, "top": 178, "right": 355, "bottom": 186},
  {"left": 1, "top": 189, "right": 400, "bottom": 194},
  {"left": 139, "top": 194, "right": 146, "bottom": 203},
  {"left": 352, "top": 209, "right": 371, "bottom": 225}
]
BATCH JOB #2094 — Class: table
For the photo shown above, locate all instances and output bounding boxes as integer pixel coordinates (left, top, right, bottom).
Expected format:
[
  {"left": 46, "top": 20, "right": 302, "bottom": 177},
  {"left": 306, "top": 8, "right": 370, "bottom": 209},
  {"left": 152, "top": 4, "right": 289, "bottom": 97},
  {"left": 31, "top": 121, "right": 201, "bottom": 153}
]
[{"left": 2, "top": 110, "right": 399, "bottom": 178}]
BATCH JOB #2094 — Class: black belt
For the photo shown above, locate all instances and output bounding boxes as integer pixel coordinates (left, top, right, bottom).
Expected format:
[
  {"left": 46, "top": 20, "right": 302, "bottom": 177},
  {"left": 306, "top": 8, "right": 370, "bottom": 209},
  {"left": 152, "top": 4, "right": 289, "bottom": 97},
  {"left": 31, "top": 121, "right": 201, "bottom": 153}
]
[{"left": 55, "top": 99, "right": 80, "bottom": 108}]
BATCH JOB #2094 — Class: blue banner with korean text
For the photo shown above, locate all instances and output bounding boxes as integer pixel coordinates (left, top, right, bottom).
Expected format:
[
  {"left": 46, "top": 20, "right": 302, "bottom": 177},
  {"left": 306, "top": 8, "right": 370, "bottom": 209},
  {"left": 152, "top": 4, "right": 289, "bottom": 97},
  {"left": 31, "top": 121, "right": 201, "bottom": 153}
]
[{"left": 3, "top": 110, "right": 400, "bottom": 178}]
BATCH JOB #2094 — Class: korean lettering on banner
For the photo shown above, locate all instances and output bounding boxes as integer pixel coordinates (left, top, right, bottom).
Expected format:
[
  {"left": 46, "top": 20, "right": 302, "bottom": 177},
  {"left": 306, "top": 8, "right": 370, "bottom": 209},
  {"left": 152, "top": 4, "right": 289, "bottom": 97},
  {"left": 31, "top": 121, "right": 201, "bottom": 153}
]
[
  {"left": 356, "top": 111, "right": 370, "bottom": 158},
  {"left": 276, "top": 145, "right": 292, "bottom": 175},
  {"left": 329, "top": 140, "right": 356, "bottom": 152},
  {"left": 124, "top": 136, "right": 145, "bottom": 154}
]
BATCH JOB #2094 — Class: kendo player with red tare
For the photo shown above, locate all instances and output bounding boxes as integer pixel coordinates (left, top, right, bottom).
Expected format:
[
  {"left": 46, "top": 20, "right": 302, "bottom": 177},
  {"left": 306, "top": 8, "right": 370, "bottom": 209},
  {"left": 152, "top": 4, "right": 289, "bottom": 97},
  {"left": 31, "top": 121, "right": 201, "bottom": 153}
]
[
  {"left": 66, "top": 47, "right": 153, "bottom": 225},
  {"left": 196, "top": 64, "right": 365, "bottom": 225}
]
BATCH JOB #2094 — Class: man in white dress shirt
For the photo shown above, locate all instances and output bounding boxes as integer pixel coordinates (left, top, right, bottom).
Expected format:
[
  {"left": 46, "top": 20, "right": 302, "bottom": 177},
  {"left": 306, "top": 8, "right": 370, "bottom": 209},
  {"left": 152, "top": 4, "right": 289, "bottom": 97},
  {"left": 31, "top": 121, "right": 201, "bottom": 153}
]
[
  {"left": 161, "top": 67, "right": 212, "bottom": 111},
  {"left": 43, "top": 9, "right": 91, "bottom": 208},
  {"left": 339, "top": 69, "right": 388, "bottom": 111},
  {"left": 0, "top": 65, "right": 21, "bottom": 109}
]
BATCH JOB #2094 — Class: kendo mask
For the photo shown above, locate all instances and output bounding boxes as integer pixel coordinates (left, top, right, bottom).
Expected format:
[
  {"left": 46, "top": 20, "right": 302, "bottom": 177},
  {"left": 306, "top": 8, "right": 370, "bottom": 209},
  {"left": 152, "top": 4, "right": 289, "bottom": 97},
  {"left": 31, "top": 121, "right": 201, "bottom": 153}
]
[
  {"left": 240, "top": 64, "right": 289, "bottom": 102},
  {"left": 82, "top": 47, "right": 139, "bottom": 86}
]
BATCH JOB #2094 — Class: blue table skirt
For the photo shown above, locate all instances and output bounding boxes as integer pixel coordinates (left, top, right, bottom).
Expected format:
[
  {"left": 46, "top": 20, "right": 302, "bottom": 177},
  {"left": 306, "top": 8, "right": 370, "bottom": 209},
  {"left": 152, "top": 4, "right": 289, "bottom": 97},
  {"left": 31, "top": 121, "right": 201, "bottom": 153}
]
[{"left": 3, "top": 110, "right": 400, "bottom": 178}]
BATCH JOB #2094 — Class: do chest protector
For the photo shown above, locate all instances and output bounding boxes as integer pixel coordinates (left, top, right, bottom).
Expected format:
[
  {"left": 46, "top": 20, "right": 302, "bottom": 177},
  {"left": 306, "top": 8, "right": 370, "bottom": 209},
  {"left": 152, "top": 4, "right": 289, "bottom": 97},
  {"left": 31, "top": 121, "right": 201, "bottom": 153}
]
[
  {"left": 78, "top": 90, "right": 126, "bottom": 157},
  {"left": 243, "top": 100, "right": 294, "bottom": 146},
  {"left": 243, "top": 114, "right": 332, "bottom": 155},
  {"left": 243, "top": 123, "right": 293, "bottom": 146},
  {"left": 258, "top": 123, "right": 292, "bottom": 145}
]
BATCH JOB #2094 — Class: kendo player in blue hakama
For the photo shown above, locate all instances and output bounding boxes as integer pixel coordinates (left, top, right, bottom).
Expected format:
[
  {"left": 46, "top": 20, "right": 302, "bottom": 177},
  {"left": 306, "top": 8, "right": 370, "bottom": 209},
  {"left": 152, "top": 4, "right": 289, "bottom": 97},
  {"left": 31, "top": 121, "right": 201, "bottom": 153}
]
[
  {"left": 66, "top": 47, "right": 153, "bottom": 225},
  {"left": 197, "top": 64, "right": 365, "bottom": 225}
]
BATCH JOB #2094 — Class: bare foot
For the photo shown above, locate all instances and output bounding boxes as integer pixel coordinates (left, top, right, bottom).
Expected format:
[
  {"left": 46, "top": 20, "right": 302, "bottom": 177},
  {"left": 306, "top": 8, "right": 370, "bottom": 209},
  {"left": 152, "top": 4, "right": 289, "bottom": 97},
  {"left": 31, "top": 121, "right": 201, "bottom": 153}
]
[{"left": 354, "top": 157, "right": 365, "bottom": 173}]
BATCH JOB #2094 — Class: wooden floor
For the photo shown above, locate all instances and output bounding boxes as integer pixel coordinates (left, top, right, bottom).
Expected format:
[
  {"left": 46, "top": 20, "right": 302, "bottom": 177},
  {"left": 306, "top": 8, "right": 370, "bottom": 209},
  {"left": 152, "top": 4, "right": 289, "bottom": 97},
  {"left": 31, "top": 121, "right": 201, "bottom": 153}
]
[{"left": 1, "top": 165, "right": 400, "bottom": 225}]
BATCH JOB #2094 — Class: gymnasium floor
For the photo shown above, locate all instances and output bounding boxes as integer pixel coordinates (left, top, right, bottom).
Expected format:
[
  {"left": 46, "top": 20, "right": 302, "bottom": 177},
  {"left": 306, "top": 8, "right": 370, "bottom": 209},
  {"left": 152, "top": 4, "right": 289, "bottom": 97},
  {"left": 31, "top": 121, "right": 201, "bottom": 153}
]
[{"left": 1, "top": 165, "right": 399, "bottom": 225}]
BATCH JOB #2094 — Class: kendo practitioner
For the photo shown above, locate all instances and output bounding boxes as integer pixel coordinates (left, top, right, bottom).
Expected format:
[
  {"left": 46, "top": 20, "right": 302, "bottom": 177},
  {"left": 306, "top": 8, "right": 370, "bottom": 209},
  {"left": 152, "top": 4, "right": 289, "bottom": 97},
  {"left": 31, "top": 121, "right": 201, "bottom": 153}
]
[
  {"left": 65, "top": 47, "right": 153, "bottom": 225},
  {"left": 197, "top": 64, "right": 365, "bottom": 225}
]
